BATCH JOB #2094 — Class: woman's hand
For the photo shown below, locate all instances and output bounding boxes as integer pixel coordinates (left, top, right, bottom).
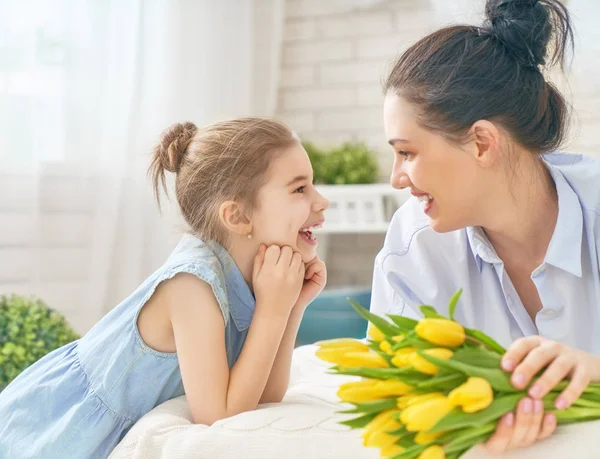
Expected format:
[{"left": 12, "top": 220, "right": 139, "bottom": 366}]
[
  {"left": 293, "top": 255, "right": 327, "bottom": 311},
  {"left": 483, "top": 397, "right": 556, "bottom": 454},
  {"left": 503, "top": 336, "right": 599, "bottom": 409},
  {"left": 483, "top": 336, "right": 600, "bottom": 455}
]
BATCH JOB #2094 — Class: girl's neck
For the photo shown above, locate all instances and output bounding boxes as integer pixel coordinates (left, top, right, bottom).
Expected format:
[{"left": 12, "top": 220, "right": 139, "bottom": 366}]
[
  {"left": 226, "top": 238, "right": 256, "bottom": 291},
  {"left": 480, "top": 155, "right": 558, "bottom": 266}
]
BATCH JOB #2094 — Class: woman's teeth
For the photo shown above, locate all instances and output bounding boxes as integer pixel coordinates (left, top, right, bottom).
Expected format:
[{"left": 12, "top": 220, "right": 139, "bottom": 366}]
[{"left": 417, "top": 194, "right": 433, "bottom": 203}]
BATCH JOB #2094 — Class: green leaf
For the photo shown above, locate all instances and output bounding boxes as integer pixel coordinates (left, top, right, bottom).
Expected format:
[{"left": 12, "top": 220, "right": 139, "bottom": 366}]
[
  {"left": 338, "top": 412, "right": 378, "bottom": 429},
  {"left": 445, "top": 433, "right": 491, "bottom": 455},
  {"left": 348, "top": 299, "right": 401, "bottom": 337},
  {"left": 448, "top": 289, "right": 463, "bottom": 321},
  {"left": 387, "top": 314, "right": 418, "bottom": 332},
  {"left": 329, "top": 366, "right": 425, "bottom": 382},
  {"left": 430, "top": 393, "right": 522, "bottom": 433},
  {"left": 464, "top": 328, "right": 506, "bottom": 354},
  {"left": 385, "top": 424, "right": 408, "bottom": 436},
  {"left": 388, "top": 443, "right": 427, "bottom": 459},
  {"left": 416, "top": 372, "right": 467, "bottom": 391},
  {"left": 340, "top": 397, "right": 399, "bottom": 414},
  {"left": 451, "top": 347, "right": 503, "bottom": 369},
  {"left": 444, "top": 423, "right": 496, "bottom": 448},
  {"left": 418, "top": 305, "right": 446, "bottom": 319},
  {"left": 392, "top": 331, "right": 437, "bottom": 351},
  {"left": 416, "top": 351, "right": 518, "bottom": 392}
]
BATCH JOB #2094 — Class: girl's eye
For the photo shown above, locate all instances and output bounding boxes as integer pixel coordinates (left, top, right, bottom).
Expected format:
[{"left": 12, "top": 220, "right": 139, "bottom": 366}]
[
  {"left": 398, "top": 150, "right": 412, "bottom": 159},
  {"left": 294, "top": 186, "right": 305, "bottom": 193}
]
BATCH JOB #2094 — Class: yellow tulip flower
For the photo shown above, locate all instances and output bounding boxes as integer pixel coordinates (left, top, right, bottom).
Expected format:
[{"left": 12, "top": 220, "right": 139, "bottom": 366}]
[
  {"left": 448, "top": 377, "right": 494, "bottom": 413},
  {"left": 380, "top": 444, "right": 404, "bottom": 457},
  {"left": 417, "top": 445, "right": 446, "bottom": 459},
  {"left": 364, "top": 431, "right": 399, "bottom": 449},
  {"left": 315, "top": 338, "right": 369, "bottom": 352},
  {"left": 397, "top": 392, "right": 445, "bottom": 410},
  {"left": 392, "top": 335, "right": 405, "bottom": 343},
  {"left": 409, "top": 348, "right": 454, "bottom": 375},
  {"left": 361, "top": 409, "right": 402, "bottom": 443},
  {"left": 338, "top": 379, "right": 413, "bottom": 403},
  {"left": 400, "top": 396, "right": 454, "bottom": 432},
  {"left": 415, "top": 319, "right": 465, "bottom": 347},
  {"left": 379, "top": 340, "right": 393, "bottom": 354},
  {"left": 415, "top": 431, "right": 443, "bottom": 444},
  {"left": 316, "top": 349, "right": 389, "bottom": 368},
  {"left": 368, "top": 324, "right": 386, "bottom": 342},
  {"left": 391, "top": 347, "right": 417, "bottom": 367}
]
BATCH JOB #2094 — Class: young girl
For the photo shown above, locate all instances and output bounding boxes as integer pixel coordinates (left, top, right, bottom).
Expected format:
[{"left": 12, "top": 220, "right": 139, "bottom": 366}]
[
  {"left": 372, "top": 0, "right": 600, "bottom": 455},
  {"left": 0, "top": 118, "right": 329, "bottom": 458}
]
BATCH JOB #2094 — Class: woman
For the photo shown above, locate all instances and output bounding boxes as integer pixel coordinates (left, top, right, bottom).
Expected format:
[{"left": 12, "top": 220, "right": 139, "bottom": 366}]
[{"left": 371, "top": 0, "right": 600, "bottom": 454}]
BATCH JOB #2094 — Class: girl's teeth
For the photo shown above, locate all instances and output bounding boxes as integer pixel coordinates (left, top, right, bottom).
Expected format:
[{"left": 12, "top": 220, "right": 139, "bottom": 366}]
[{"left": 416, "top": 195, "right": 434, "bottom": 203}]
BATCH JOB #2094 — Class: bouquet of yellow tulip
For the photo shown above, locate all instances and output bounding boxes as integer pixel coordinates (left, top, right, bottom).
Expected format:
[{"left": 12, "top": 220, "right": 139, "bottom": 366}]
[{"left": 316, "top": 290, "right": 600, "bottom": 459}]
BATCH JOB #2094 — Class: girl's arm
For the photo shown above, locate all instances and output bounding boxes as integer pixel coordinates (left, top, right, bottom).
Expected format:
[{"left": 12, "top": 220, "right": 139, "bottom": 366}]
[
  {"left": 259, "top": 256, "right": 327, "bottom": 404},
  {"left": 168, "top": 245, "right": 304, "bottom": 425}
]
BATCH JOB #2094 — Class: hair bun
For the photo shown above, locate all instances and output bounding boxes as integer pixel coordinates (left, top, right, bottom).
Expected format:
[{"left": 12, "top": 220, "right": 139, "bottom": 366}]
[
  {"left": 483, "top": 0, "right": 554, "bottom": 68},
  {"left": 156, "top": 122, "right": 198, "bottom": 173}
]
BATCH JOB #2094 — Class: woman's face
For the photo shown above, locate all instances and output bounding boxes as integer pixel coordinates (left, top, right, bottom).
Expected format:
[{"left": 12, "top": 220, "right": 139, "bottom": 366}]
[{"left": 383, "top": 93, "right": 487, "bottom": 233}]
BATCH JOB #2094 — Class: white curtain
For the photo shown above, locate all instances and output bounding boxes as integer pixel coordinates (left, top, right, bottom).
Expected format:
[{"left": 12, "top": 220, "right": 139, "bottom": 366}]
[{"left": 0, "top": 0, "right": 284, "bottom": 333}]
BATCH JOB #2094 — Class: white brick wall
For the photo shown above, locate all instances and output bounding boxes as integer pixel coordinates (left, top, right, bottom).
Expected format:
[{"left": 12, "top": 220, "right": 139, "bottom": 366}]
[{"left": 277, "top": 0, "right": 600, "bottom": 288}]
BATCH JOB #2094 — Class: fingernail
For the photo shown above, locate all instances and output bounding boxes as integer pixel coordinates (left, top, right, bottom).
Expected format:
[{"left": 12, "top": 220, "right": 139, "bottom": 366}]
[
  {"left": 522, "top": 398, "right": 533, "bottom": 413},
  {"left": 534, "top": 400, "right": 543, "bottom": 413},
  {"left": 529, "top": 384, "right": 542, "bottom": 398},
  {"left": 502, "top": 359, "right": 515, "bottom": 371},
  {"left": 555, "top": 397, "right": 568, "bottom": 410},
  {"left": 504, "top": 412, "right": 515, "bottom": 427},
  {"left": 546, "top": 413, "right": 556, "bottom": 424},
  {"left": 512, "top": 373, "right": 526, "bottom": 387}
]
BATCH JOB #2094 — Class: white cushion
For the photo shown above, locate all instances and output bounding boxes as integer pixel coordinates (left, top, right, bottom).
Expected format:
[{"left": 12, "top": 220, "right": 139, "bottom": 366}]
[{"left": 110, "top": 345, "right": 600, "bottom": 459}]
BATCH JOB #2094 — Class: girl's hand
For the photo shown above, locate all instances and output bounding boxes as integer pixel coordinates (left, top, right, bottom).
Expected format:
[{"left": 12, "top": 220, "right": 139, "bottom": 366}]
[
  {"left": 252, "top": 244, "right": 305, "bottom": 318},
  {"left": 294, "top": 255, "right": 327, "bottom": 311}
]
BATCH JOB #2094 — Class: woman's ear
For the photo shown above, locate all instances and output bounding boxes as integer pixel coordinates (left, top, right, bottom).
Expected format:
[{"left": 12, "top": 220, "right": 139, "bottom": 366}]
[
  {"left": 218, "top": 200, "right": 252, "bottom": 237},
  {"left": 469, "top": 120, "right": 502, "bottom": 168}
]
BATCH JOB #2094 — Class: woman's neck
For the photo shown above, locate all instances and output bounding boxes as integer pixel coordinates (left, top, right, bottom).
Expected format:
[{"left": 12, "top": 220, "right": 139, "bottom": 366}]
[{"left": 480, "top": 155, "right": 558, "bottom": 267}]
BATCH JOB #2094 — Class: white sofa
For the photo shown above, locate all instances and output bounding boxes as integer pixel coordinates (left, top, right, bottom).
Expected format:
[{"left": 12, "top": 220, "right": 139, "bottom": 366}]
[{"left": 110, "top": 345, "right": 600, "bottom": 459}]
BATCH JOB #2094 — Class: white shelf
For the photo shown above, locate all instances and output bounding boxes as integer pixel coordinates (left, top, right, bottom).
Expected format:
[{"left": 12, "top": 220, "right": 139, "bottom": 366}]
[{"left": 315, "top": 184, "right": 410, "bottom": 234}]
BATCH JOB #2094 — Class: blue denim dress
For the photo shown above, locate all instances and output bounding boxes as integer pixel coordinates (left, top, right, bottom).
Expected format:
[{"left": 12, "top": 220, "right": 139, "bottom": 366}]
[{"left": 0, "top": 235, "right": 256, "bottom": 459}]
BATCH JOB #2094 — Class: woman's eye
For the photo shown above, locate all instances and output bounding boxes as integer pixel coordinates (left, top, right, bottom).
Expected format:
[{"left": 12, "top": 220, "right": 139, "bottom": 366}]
[
  {"left": 398, "top": 150, "right": 412, "bottom": 158},
  {"left": 294, "top": 186, "right": 305, "bottom": 193}
]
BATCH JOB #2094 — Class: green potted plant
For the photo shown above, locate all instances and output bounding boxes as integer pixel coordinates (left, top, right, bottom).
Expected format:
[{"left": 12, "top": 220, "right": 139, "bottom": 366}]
[
  {"left": 303, "top": 140, "right": 379, "bottom": 185},
  {"left": 0, "top": 294, "right": 79, "bottom": 392}
]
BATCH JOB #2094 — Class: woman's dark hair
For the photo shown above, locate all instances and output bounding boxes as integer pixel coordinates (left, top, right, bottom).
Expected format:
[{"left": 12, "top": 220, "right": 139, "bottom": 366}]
[{"left": 383, "top": 0, "right": 574, "bottom": 153}]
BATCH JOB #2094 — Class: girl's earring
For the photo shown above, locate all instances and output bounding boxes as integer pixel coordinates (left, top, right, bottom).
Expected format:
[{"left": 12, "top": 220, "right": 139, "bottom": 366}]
[{"left": 247, "top": 233, "right": 252, "bottom": 239}]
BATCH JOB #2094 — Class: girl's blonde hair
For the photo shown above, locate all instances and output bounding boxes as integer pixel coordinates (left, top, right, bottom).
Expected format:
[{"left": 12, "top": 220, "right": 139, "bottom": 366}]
[{"left": 149, "top": 117, "right": 299, "bottom": 245}]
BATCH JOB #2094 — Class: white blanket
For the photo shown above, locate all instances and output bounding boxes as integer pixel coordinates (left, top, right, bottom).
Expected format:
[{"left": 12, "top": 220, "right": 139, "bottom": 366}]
[{"left": 110, "top": 345, "right": 600, "bottom": 459}]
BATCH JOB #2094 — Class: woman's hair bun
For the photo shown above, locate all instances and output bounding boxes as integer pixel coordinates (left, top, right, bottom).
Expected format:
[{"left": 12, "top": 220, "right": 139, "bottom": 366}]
[{"left": 483, "top": 0, "right": 573, "bottom": 69}]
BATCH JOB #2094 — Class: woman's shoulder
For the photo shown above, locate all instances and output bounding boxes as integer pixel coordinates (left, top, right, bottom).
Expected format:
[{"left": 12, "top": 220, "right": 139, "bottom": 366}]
[{"left": 545, "top": 151, "right": 600, "bottom": 215}]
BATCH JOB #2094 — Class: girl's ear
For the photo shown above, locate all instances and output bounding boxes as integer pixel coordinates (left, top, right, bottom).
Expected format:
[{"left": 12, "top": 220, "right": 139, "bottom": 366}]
[{"left": 218, "top": 200, "right": 252, "bottom": 236}]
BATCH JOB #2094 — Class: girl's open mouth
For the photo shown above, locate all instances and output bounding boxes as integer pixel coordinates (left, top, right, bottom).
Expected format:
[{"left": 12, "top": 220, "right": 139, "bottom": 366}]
[{"left": 298, "top": 222, "right": 323, "bottom": 246}]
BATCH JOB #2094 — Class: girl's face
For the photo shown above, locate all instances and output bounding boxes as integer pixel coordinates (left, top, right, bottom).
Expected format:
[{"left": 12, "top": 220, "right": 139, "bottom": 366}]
[
  {"left": 250, "top": 144, "right": 329, "bottom": 263},
  {"left": 383, "top": 93, "right": 487, "bottom": 233}
]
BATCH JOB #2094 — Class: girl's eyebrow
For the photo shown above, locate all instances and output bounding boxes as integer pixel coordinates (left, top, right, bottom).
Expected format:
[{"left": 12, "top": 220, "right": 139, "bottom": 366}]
[{"left": 286, "top": 175, "right": 309, "bottom": 186}]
